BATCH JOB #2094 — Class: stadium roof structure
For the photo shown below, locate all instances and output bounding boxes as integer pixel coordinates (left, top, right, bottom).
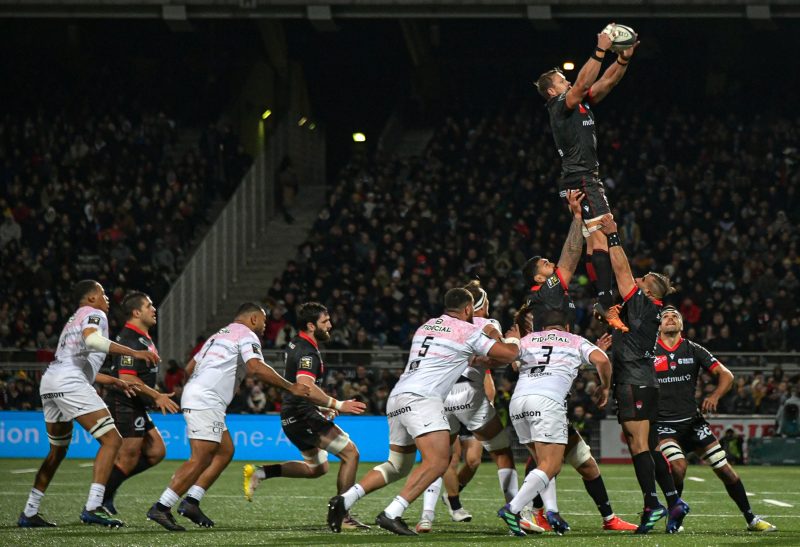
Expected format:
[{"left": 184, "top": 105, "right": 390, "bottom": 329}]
[{"left": 2, "top": 0, "right": 798, "bottom": 20}]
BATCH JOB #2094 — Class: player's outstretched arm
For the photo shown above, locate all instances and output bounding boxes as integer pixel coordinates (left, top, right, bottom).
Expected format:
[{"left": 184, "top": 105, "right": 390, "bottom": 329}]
[
  {"left": 486, "top": 324, "right": 522, "bottom": 364},
  {"left": 702, "top": 363, "right": 734, "bottom": 413},
  {"left": 292, "top": 373, "right": 367, "bottom": 415},
  {"left": 119, "top": 372, "right": 180, "bottom": 414},
  {"left": 82, "top": 327, "right": 160, "bottom": 364},
  {"left": 588, "top": 349, "right": 612, "bottom": 409},
  {"left": 557, "top": 190, "right": 586, "bottom": 285},
  {"left": 95, "top": 372, "right": 140, "bottom": 398},
  {"left": 566, "top": 28, "right": 613, "bottom": 109},
  {"left": 598, "top": 214, "right": 635, "bottom": 297},
  {"left": 588, "top": 41, "right": 639, "bottom": 104}
]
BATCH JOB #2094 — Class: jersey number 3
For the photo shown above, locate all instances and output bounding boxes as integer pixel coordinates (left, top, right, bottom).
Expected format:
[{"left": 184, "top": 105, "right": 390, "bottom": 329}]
[{"left": 532, "top": 345, "right": 553, "bottom": 374}]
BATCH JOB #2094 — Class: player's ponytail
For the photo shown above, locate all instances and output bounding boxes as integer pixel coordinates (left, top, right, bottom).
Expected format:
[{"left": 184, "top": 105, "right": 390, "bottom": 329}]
[
  {"left": 647, "top": 272, "right": 675, "bottom": 299},
  {"left": 514, "top": 302, "right": 534, "bottom": 336}
]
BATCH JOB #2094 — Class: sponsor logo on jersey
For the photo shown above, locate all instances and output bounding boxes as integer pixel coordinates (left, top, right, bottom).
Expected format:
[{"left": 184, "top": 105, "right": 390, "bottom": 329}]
[
  {"left": 88, "top": 316, "right": 102, "bottom": 325},
  {"left": 678, "top": 358, "right": 694, "bottom": 364},
  {"left": 387, "top": 406, "right": 412, "bottom": 418},
  {"left": 299, "top": 356, "right": 313, "bottom": 369},
  {"left": 251, "top": 344, "right": 262, "bottom": 356},
  {"left": 139, "top": 337, "right": 150, "bottom": 347},
  {"left": 217, "top": 327, "right": 231, "bottom": 334},
  {"left": 421, "top": 324, "right": 452, "bottom": 333},
  {"left": 121, "top": 355, "right": 134, "bottom": 366},
  {"left": 654, "top": 355, "right": 669, "bottom": 372},
  {"left": 529, "top": 333, "right": 570, "bottom": 344},
  {"left": 41, "top": 392, "right": 64, "bottom": 399},
  {"left": 546, "top": 275, "right": 560, "bottom": 288},
  {"left": 658, "top": 373, "right": 693, "bottom": 384},
  {"left": 669, "top": 361, "right": 678, "bottom": 371},
  {"left": 582, "top": 118, "right": 595, "bottom": 127}
]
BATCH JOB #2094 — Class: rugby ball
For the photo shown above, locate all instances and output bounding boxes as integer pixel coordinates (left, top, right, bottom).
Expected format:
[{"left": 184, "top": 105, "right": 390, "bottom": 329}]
[{"left": 607, "top": 24, "right": 637, "bottom": 52}]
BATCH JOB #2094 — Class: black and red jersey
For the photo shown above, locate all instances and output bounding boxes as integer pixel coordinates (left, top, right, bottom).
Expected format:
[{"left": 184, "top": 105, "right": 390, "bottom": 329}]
[
  {"left": 654, "top": 337, "right": 719, "bottom": 422},
  {"left": 526, "top": 268, "right": 576, "bottom": 332},
  {"left": 611, "top": 287, "right": 662, "bottom": 388}
]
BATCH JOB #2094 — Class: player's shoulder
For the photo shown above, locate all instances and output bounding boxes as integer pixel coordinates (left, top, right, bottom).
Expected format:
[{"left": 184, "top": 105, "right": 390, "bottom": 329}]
[
  {"left": 115, "top": 326, "right": 141, "bottom": 345},
  {"left": 685, "top": 338, "right": 713, "bottom": 355},
  {"left": 289, "top": 335, "right": 316, "bottom": 354},
  {"left": 78, "top": 305, "right": 107, "bottom": 323}
]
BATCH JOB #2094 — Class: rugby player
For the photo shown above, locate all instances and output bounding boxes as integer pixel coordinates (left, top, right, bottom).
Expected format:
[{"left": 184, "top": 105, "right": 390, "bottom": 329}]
[
  {"left": 535, "top": 25, "right": 639, "bottom": 326},
  {"left": 498, "top": 309, "right": 612, "bottom": 536},
  {"left": 416, "top": 281, "right": 523, "bottom": 533},
  {"left": 146, "top": 302, "right": 338, "bottom": 531},
  {"left": 243, "top": 302, "right": 367, "bottom": 529},
  {"left": 18, "top": 280, "right": 158, "bottom": 528},
  {"left": 654, "top": 307, "right": 776, "bottom": 533},
  {"left": 102, "top": 292, "right": 180, "bottom": 515},
  {"left": 328, "top": 288, "right": 522, "bottom": 536},
  {"left": 598, "top": 214, "right": 688, "bottom": 534}
]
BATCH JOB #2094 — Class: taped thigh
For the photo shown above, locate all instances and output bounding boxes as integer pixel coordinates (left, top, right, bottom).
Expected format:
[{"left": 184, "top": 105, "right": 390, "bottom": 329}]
[
  {"left": 565, "top": 436, "right": 593, "bottom": 468},
  {"left": 372, "top": 450, "right": 415, "bottom": 484}
]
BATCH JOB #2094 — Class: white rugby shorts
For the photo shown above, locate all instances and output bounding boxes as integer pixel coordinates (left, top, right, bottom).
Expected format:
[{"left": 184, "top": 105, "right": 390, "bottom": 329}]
[
  {"left": 445, "top": 380, "right": 496, "bottom": 434},
  {"left": 183, "top": 408, "right": 227, "bottom": 443},
  {"left": 510, "top": 394, "right": 568, "bottom": 445},
  {"left": 40, "top": 375, "right": 107, "bottom": 423},
  {"left": 386, "top": 392, "right": 449, "bottom": 446}
]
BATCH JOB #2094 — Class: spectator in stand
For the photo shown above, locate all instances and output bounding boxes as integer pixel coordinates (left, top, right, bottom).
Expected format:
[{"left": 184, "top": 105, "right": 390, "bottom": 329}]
[
  {"left": 721, "top": 429, "right": 745, "bottom": 465},
  {"left": 163, "top": 360, "right": 186, "bottom": 393},
  {"left": 731, "top": 386, "right": 756, "bottom": 415}
]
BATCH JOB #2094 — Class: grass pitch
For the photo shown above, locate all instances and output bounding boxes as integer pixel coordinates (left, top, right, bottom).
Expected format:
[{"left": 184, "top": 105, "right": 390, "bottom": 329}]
[{"left": 0, "top": 458, "right": 798, "bottom": 546}]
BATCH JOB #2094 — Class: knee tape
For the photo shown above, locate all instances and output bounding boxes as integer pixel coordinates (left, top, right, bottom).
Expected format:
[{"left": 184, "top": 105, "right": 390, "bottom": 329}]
[
  {"left": 89, "top": 416, "right": 116, "bottom": 439},
  {"left": 481, "top": 428, "right": 510, "bottom": 452},
  {"left": 48, "top": 431, "right": 72, "bottom": 447},
  {"left": 303, "top": 450, "right": 328, "bottom": 467},
  {"left": 702, "top": 444, "right": 728, "bottom": 470},
  {"left": 660, "top": 441, "right": 686, "bottom": 462},
  {"left": 565, "top": 437, "right": 593, "bottom": 469},
  {"left": 372, "top": 450, "right": 415, "bottom": 484},
  {"left": 326, "top": 433, "right": 351, "bottom": 456}
]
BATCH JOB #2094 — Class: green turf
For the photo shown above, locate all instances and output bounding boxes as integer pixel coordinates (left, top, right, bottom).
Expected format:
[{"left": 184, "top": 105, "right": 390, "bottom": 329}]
[{"left": 1, "top": 458, "right": 798, "bottom": 546}]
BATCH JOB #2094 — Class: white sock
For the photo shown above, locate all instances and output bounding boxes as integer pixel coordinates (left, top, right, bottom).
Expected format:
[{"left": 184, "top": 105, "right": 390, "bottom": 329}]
[
  {"left": 186, "top": 485, "right": 206, "bottom": 502},
  {"left": 255, "top": 467, "right": 266, "bottom": 480},
  {"left": 509, "top": 469, "right": 549, "bottom": 514},
  {"left": 85, "top": 483, "right": 105, "bottom": 511},
  {"left": 541, "top": 476, "right": 559, "bottom": 513},
  {"left": 24, "top": 488, "right": 44, "bottom": 517},
  {"left": 342, "top": 483, "right": 366, "bottom": 511},
  {"left": 158, "top": 487, "right": 180, "bottom": 509},
  {"left": 497, "top": 468, "right": 519, "bottom": 503},
  {"left": 384, "top": 495, "right": 410, "bottom": 519},
  {"left": 421, "top": 477, "right": 442, "bottom": 520}
]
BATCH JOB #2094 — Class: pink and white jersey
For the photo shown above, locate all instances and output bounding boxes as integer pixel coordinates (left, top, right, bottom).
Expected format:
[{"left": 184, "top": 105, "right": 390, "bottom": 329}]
[
  {"left": 42, "top": 306, "right": 110, "bottom": 389},
  {"left": 182, "top": 322, "right": 264, "bottom": 411},
  {"left": 391, "top": 315, "right": 497, "bottom": 400},
  {"left": 514, "top": 330, "right": 604, "bottom": 402},
  {"left": 461, "top": 316, "right": 502, "bottom": 383}
]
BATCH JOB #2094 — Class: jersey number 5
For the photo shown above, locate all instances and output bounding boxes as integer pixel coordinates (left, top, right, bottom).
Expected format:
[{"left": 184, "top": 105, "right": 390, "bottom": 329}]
[{"left": 406, "top": 336, "right": 434, "bottom": 373}]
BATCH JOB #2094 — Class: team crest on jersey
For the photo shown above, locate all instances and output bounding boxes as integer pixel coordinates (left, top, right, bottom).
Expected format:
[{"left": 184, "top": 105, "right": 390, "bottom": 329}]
[
  {"left": 546, "top": 275, "right": 560, "bottom": 288},
  {"left": 217, "top": 327, "right": 231, "bottom": 334},
  {"left": 299, "top": 356, "right": 313, "bottom": 369},
  {"left": 88, "top": 316, "right": 101, "bottom": 325},
  {"left": 251, "top": 344, "right": 262, "bottom": 355},
  {"left": 670, "top": 361, "right": 678, "bottom": 371},
  {"left": 121, "top": 356, "right": 133, "bottom": 366},
  {"left": 635, "top": 400, "right": 643, "bottom": 410}
]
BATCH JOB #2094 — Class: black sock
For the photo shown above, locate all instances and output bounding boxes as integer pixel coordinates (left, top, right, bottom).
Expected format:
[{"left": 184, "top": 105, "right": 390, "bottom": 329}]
[
  {"left": 129, "top": 455, "right": 153, "bottom": 478},
  {"left": 184, "top": 496, "right": 200, "bottom": 506},
  {"left": 263, "top": 464, "right": 282, "bottom": 479},
  {"left": 103, "top": 466, "right": 128, "bottom": 502},
  {"left": 592, "top": 250, "right": 615, "bottom": 309},
  {"left": 652, "top": 451, "right": 679, "bottom": 507},
  {"left": 583, "top": 476, "right": 614, "bottom": 518},
  {"left": 458, "top": 483, "right": 466, "bottom": 493},
  {"left": 724, "top": 479, "right": 755, "bottom": 524},
  {"left": 448, "top": 496, "right": 462, "bottom": 511},
  {"left": 532, "top": 494, "right": 544, "bottom": 510},
  {"left": 525, "top": 456, "right": 536, "bottom": 476},
  {"left": 631, "top": 452, "right": 660, "bottom": 509},
  {"left": 676, "top": 478, "right": 684, "bottom": 498}
]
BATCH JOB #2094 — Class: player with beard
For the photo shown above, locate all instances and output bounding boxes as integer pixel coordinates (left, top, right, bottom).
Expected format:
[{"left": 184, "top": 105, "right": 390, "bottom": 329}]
[
  {"left": 654, "top": 307, "right": 776, "bottom": 533},
  {"left": 243, "top": 302, "right": 368, "bottom": 529}
]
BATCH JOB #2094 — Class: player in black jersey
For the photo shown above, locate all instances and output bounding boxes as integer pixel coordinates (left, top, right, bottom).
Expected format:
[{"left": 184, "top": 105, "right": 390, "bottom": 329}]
[
  {"left": 654, "top": 307, "right": 776, "bottom": 533},
  {"left": 598, "top": 214, "right": 688, "bottom": 534},
  {"left": 511, "top": 303, "right": 636, "bottom": 534},
  {"left": 101, "top": 292, "right": 180, "bottom": 515},
  {"left": 535, "top": 25, "right": 638, "bottom": 327},
  {"left": 243, "top": 302, "right": 367, "bottom": 530}
]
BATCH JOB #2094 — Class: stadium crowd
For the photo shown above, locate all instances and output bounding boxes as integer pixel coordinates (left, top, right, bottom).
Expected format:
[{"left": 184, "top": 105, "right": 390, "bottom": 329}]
[{"left": 0, "top": 105, "right": 251, "bottom": 352}]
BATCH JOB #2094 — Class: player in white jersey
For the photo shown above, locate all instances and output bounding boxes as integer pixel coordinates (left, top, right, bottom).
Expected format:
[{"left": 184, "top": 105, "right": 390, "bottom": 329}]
[
  {"left": 416, "top": 280, "right": 528, "bottom": 533},
  {"left": 498, "top": 309, "right": 612, "bottom": 536},
  {"left": 147, "top": 302, "right": 351, "bottom": 531},
  {"left": 329, "top": 288, "right": 522, "bottom": 536},
  {"left": 18, "top": 280, "right": 160, "bottom": 529}
]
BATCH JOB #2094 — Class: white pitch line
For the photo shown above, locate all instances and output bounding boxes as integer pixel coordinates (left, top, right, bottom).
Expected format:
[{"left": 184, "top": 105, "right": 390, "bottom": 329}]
[
  {"left": 77, "top": 463, "right": 94, "bottom": 468},
  {"left": 763, "top": 499, "right": 793, "bottom": 508},
  {"left": 9, "top": 468, "right": 38, "bottom": 474},
  {"left": 687, "top": 476, "right": 705, "bottom": 482}
]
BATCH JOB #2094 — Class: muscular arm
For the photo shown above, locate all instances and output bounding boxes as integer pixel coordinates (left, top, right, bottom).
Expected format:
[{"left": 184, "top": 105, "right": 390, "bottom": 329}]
[
  {"left": 588, "top": 60, "right": 628, "bottom": 104},
  {"left": 588, "top": 349, "right": 612, "bottom": 409},
  {"left": 565, "top": 31, "right": 613, "bottom": 109},
  {"left": 484, "top": 372, "right": 496, "bottom": 403},
  {"left": 702, "top": 362, "right": 735, "bottom": 413},
  {"left": 82, "top": 327, "right": 155, "bottom": 360},
  {"left": 246, "top": 358, "right": 294, "bottom": 391},
  {"left": 556, "top": 217, "right": 585, "bottom": 285},
  {"left": 599, "top": 215, "right": 636, "bottom": 296}
]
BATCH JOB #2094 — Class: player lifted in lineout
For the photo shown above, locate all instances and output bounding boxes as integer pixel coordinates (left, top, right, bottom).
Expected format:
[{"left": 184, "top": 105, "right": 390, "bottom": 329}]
[
  {"left": 653, "top": 307, "right": 776, "bottom": 533},
  {"left": 534, "top": 23, "right": 639, "bottom": 330}
]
